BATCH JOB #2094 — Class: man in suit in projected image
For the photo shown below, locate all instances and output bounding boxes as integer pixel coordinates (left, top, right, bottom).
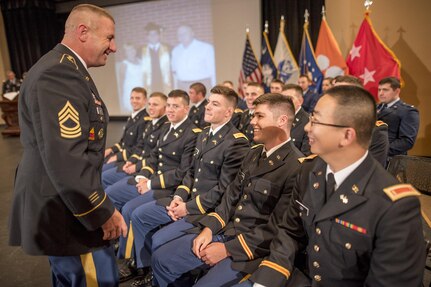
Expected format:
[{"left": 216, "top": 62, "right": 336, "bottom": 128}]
[{"left": 171, "top": 25, "right": 216, "bottom": 91}]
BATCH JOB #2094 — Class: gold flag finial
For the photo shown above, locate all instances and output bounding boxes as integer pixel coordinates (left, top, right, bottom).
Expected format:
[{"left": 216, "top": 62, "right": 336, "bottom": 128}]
[
  {"left": 264, "top": 20, "right": 269, "bottom": 33},
  {"left": 321, "top": 6, "right": 326, "bottom": 20}
]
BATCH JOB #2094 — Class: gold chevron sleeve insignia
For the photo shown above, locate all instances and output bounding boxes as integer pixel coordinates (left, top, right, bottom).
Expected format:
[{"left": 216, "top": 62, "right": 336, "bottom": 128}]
[
  {"left": 60, "top": 54, "right": 79, "bottom": 70},
  {"left": 58, "top": 101, "right": 82, "bottom": 139}
]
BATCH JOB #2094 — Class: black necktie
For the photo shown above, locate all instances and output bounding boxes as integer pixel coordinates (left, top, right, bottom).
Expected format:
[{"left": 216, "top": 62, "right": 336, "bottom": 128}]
[
  {"left": 258, "top": 151, "right": 267, "bottom": 167},
  {"left": 378, "top": 103, "right": 387, "bottom": 113},
  {"left": 326, "top": 173, "right": 336, "bottom": 201},
  {"left": 163, "top": 127, "right": 174, "bottom": 141}
]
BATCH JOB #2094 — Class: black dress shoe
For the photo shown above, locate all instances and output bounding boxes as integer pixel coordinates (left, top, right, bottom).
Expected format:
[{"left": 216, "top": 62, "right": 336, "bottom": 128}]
[
  {"left": 118, "top": 258, "right": 137, "bottom": 282},
  {"left": 130, "top": 268, "right": 153, "bottom": 287}
]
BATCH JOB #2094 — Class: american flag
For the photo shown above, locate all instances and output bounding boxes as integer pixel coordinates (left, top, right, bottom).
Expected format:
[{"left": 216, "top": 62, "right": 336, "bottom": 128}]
[{"left": 239, "top": 32, "right": 262, "bottom": 96}]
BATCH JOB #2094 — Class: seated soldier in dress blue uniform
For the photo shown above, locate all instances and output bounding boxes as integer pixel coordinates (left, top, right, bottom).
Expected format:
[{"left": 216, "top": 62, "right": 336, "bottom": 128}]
[
  {"left": 102, "top": 92, "right": 167, "bottom": 188},
  {"left": 103, "top": 87, "right": 149, "bottom": 173},
  {"left": 126, "top": 86, "right": 250, "bottom": 286},
  {"left": 149, "top": 94, "right": 303, "bottom": 287},
  {"left": 236, "top": 85, "right": 424, "bottom": 287}
]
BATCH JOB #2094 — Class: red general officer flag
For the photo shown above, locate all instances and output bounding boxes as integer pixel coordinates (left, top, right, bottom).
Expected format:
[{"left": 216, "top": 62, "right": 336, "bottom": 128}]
[{"left": 346, "top": 12, "right": 401, "bottom": 99}]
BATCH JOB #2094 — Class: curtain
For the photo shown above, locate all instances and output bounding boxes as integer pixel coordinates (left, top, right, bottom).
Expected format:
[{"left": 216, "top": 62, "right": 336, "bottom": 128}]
[
  {"left": 0, "top": 0, "right": 60, "bottom": 78},
  {"left": 262, "top": 0, "right": 325, "bottom": 60}
]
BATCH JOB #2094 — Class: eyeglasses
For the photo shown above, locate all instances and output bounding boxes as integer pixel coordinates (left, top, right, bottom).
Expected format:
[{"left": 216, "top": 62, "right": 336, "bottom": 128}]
[{"left": 308, "top": 114, "right": 350, "bottom": 128}]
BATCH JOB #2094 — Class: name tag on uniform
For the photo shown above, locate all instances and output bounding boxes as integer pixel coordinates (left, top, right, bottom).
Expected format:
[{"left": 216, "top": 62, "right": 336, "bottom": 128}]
[{"left": 295, "top": 200, "right": 309, "bottom": 216}]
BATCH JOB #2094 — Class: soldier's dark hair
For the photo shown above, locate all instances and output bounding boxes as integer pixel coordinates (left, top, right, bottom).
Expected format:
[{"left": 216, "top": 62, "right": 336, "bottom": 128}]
[
  {"left": 282, "top": 83, "right": 303, "bottom": 99},
  {"left": 334, "top": 75, "right": 363, "bottom": 87},
  {"left": 210, "top": 85, "right": 238, "bottom": 108},
  {"left": 271, "top": 79, "right": 284, "bottom": 85},
  {"left": 253, "top": 93, "right": 295, "bottom": 129},
  {"left": 189, "top": 82, "right": 207, "bottom": 97},
  {"left": 168, "top": 89, "right": 190, "bottom": 105},
  {"left": 149, "top": 92, "right": 167, "bottom": 102},
  {"left": 299, "top": 74, "right": 312, "bottom": 82},
  {"left": 323, "top": 85, "right": 376, "bottom": 148},
  {"left": 131, "top": 87, "right": 147, "bottom": 98},
  {"left": 379, "top": 77, "right": 401, "bottom": 90}
]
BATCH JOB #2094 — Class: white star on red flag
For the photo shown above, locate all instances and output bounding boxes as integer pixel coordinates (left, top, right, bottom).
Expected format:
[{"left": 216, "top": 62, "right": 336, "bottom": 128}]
[
  {"left": 349, "top": 44, "right": 362, "bottom": 61},
  {"left": 360, "top": 68, "right": 376, "bottom": 85}
]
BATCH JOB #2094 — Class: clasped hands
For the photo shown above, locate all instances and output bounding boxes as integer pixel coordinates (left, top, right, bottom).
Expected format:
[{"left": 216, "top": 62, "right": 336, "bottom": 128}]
[{"left": 192, "top": 227, "right": 230, "bottom": 266}]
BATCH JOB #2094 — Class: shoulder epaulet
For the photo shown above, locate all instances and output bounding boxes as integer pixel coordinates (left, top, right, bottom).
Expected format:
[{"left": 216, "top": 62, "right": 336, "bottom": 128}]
[
  {"left": 59, "top": 54, "right": 78, "bottom": 70},
  {"left": 203, "top": 126, "right": 210, "bottom": 129},
  {"left": 251, "top": 144, "right": 264, "bottom": 149},
  {"left": 234, "top": 108, "right": 244, "bottom": 113},
  {"left": 164, "top": 121, "right": 170, "bottom": 124},
  {"left": 383, "top": 184, "right": 420, "bottom": 202},
  {"left": 144, "top": 116, "right": 152, "bottom": 121},
  {"left": 233, "top": 132, "right": 247, "bottom": 140},
  {"left": 375, "top": 120, "right": 388, "bottom": 127},
  {"left": 298, "top": 154, "right": 318, "bottom": 163},
  {"left": 192, "top": 128, "right": 202, "bottom": 133}
]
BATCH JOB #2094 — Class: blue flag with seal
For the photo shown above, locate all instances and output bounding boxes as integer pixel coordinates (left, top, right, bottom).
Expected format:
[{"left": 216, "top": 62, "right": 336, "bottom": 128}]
[
  {"left": 299, "top": 19, "right": 323, "bottom": 94},
  {"left": 260, "top": 27, "right": 277, "bottom": 93}
]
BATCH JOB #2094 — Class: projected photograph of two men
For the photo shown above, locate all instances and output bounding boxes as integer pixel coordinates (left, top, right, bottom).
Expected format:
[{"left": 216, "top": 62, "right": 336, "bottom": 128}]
[{"left": 110, "top": 0, "right": 215, "bottom": 113}]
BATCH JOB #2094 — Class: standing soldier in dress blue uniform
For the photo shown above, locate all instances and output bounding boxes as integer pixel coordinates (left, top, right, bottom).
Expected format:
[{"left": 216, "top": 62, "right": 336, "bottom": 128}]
[
  {"left": 238, "top": 85, "right": 424, "bottom": 287},
  {"left": 377, "top": 77, "right": 419, "bottom": 160},
  {"left": 8, "top": 4, "right": 127, "bottom": 286}
]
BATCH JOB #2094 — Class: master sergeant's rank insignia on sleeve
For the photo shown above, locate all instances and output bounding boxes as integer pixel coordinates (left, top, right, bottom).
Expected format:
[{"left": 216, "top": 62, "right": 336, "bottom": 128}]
[{"left": 58, "top": 101, "right": 82, "bottom": 139}]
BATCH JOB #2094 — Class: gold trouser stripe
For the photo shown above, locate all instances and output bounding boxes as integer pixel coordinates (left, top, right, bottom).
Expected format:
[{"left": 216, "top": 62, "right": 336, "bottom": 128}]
[
  {"left": 80, "top": 252, "right": 98, "bottom": 287},
  {"left": 208, "top": 212, "right": 225, "bottom": 228},
  {"left": 196, "top": 195, "right": 205, "bottom": 214},
  {"left": 238, "top": 234, "right": 253, "bottom": 260},
  {"left": 160, "top": 174, "right": 165, "bottom": 189},
  {"left": 259, "top": 260, "right": 291, "bottom": 278},
  {"left": 239, "top": 274, "right": 251, "bottom": 283},
  {"left": 74, "top": 193, "right": 106, "bottom": 217},
  {"left": 125, "top": 222, "right": 134, "bottom": 259}
]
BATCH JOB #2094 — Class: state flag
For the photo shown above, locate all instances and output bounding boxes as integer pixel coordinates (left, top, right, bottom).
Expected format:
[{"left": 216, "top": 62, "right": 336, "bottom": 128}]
[
  {"left": 273, "top": 17, "right": 299, "bottom": 84},
  {"left": 299, "top": 21, "right": 323, "bottom": 94},
  {"left": 316, "top": 16, "right": 348, "bottom": 77}
]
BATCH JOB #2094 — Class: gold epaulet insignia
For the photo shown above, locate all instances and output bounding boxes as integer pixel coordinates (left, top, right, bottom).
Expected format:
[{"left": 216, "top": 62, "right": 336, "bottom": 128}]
[
  {"left": 144, "top": 116, "right": 152, "bottom": 121},
  {"left": 375, "top": 120, "right": 388, "bottom": 127},
  {"left": 193, "top": 128, "right": 202, "bottom": 133},
  {"left": 60, "top": 54, "right": 78, "bottom": 70},
  {"left": 383, "top": 184, "right": 420, "bottom": 202},
  {"left": 251, "top": 144, "right": 264, "bottom": 149},
  {"left": 233, "top": 132, "right": 248, "bottom": 140},
  {"left": 235, "top": 108, "right": 244, "bottom": 113},
  {"left": 298, "top": 154, "right": 318, "bottom": 163},
  {"left": 58, "top": 101, "right": 81, "bottom": 139}
]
